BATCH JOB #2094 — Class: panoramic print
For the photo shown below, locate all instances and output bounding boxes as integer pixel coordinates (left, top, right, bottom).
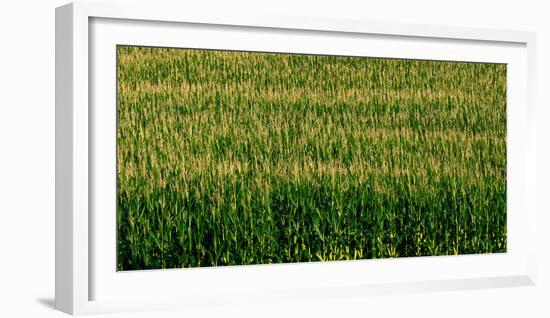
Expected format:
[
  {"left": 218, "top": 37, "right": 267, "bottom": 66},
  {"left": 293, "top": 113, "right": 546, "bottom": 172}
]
[{"left": 116, "top": 46, "right": 506, "bottom": 270}]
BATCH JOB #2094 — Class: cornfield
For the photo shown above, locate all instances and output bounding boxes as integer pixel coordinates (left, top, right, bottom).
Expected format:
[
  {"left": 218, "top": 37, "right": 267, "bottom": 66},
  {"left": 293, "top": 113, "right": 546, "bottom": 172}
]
[{"left": 116, "top": 46, "right": 506, "bottom": 270}]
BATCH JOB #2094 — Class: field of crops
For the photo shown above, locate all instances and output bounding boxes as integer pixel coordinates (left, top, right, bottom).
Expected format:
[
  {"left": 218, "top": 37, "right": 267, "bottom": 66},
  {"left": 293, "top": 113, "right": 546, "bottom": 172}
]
[{"left": 116, "top": 46, "right": 507, "bottom": 271}]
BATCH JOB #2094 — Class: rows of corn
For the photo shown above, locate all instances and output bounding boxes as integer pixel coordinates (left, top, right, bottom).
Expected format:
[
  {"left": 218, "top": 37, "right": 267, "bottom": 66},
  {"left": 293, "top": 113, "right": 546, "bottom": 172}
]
[{"left": 117, "top": 46, "right": 506, "bottom": 270}]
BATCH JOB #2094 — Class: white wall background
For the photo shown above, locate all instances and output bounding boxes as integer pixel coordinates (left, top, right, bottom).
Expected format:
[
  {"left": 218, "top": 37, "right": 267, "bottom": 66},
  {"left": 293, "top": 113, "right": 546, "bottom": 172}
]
[{"left": 0, "top": 0, "right": 548, "bottom": 317}]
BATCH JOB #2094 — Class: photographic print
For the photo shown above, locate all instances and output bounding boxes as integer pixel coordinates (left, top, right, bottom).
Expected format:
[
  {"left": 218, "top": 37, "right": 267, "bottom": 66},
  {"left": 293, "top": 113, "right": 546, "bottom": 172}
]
[{"left": 116, "top": 46, "right": 506, "bottom": 271}]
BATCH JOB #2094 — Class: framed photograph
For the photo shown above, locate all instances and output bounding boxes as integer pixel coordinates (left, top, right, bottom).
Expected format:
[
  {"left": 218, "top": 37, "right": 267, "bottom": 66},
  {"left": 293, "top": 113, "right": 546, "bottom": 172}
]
[{"left": 55, "top": 2, "right": 537, "bottom": 315}]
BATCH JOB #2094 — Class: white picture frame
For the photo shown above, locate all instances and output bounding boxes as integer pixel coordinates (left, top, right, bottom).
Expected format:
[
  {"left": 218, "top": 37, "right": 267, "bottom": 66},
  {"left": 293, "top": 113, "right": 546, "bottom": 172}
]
[{"left": 55, "top": 1, "right": 537, "bottom": 315}]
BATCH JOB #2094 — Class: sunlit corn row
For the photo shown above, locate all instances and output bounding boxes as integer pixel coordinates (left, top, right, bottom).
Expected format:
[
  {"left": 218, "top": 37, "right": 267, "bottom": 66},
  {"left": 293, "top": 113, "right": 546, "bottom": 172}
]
[{"left": 116, "top": 46, "right": 506, "bottom": 270}]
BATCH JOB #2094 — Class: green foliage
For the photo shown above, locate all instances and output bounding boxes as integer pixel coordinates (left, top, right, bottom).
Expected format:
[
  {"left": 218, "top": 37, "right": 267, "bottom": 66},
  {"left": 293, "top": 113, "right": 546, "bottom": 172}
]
[{"left": 116, "top": 46, "right": 507, "bottom": 270}]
